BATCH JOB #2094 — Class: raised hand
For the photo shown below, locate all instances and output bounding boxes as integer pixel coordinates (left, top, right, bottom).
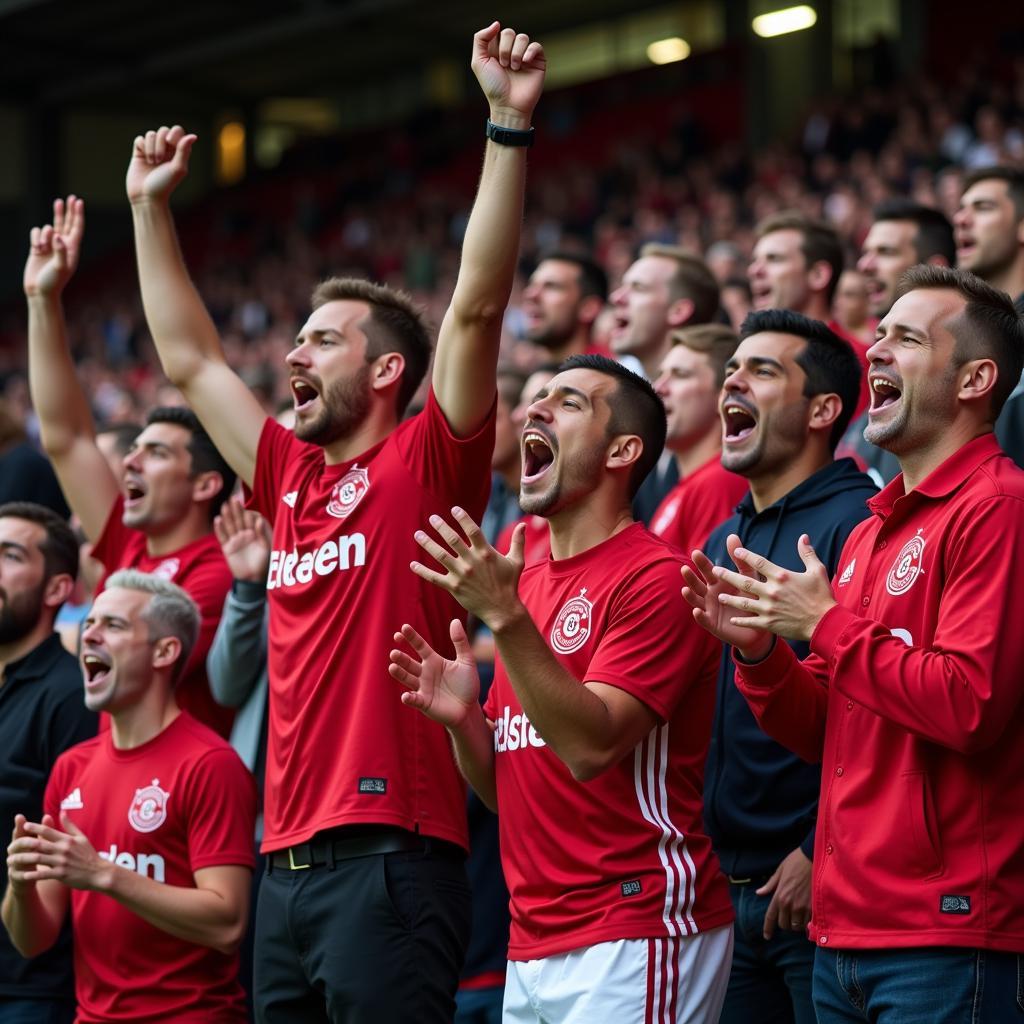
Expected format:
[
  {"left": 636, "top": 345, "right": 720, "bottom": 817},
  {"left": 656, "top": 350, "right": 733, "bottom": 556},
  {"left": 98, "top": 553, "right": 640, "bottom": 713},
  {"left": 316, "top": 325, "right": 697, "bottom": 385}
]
[
  {"left": 472, "top": 21, "right": 546, "bottom": 125},
  {"left": 411, "top": 509, "right": 526, "bottom": 631},
  {"left": 126, "top": 124, "right": 196, "bottom": 206},
  {"left": 24, "top": 196, "right": 85, "bottom": 299},
  {"left": 681, "top": 539, "right": 773, "bottom": 660},
  {"left": 213, "top": 498, "right": 272, "bottom": 583},
  {"left": 389, "top": 619, "right": 481, "bottom": 729}
]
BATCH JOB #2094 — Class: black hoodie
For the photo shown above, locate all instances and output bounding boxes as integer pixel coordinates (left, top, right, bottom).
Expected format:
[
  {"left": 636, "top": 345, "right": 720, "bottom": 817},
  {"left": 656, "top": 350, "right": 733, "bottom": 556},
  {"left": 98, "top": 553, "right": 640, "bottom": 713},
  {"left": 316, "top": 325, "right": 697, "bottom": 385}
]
[{"left": 702, "top": 457, "right": 877, "bottom": 878}]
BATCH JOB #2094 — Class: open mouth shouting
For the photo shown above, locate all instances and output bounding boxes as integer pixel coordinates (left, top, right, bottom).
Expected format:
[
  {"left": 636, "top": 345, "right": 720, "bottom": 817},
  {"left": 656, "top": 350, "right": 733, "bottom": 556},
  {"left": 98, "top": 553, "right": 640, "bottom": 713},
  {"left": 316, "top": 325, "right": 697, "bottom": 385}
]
[
  {"left": 750, "top": 282, "right": 773, "bottom": 310},
  {"left": 955, "top": 232, "right": 976, "bottom": 263},
  {"left": 82, "top": 650, "right": 112, "bottom": 691},
  {"left": 290, "top": 376, "right": 320, "bottom": 413},
  {"left": 869, "top": 373, "right": 902, "bottom": 416},
  {"left": 521, "top": 428, "right": 556, "bottom": 485},
  {"left": 123, "top": 475, "right": 147, "bottom": 511},
  {"left": 722, "top": 399, "right": 758, "bottom": 445}
]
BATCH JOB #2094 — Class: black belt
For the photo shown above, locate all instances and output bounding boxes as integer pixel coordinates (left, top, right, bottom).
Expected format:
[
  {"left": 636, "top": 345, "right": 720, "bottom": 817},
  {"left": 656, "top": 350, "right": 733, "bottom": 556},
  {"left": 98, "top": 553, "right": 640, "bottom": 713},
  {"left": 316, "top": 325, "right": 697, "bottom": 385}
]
[{"left": 269, "top": 828, "right": 461, "bottom": 872}]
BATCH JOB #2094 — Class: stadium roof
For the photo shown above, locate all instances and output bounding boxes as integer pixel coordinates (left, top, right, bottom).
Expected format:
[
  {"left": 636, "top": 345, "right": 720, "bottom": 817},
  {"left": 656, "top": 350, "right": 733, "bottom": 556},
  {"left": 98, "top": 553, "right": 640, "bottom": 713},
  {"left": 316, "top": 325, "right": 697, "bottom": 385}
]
[{"left": 0, "top": 0, "right": 678, "bottom": 109}]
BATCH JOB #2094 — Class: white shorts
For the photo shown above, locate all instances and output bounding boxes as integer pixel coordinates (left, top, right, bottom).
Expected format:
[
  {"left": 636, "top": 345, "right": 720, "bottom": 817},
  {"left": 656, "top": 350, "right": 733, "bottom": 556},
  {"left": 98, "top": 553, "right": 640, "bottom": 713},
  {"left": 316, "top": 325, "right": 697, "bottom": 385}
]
[{"left": 503, "top": 925, "right": 733, "bottom": 1024}]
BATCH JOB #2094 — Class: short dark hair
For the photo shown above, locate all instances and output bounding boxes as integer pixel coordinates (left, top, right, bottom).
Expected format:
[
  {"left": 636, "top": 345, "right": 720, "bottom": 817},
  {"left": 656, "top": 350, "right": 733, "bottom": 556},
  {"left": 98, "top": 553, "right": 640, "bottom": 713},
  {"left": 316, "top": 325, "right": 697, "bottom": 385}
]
[
  {"left": 311, "top": 277, "right": 433, "bottom": 417},
  {"left": 97, "top": 422, "right": 142, "bottom": 459},
  {"left": 671, "top": 323, "right": 740, "bottom": 387},
  {"left": 872, "top": 199, "right": 956, "bottom": 265},
  {"left": 755, "top": 212, "right": 845, "bottom": 304},
  {"left": 0, "top": 501, "right": 79, "bottom": 583},
  {"left": 639, "top": 243, "right": 721, "bottom": 323},
  {"left": 144, "top": 407, "right": 237, "bottom": 518},
  {"left": 962, "top": 166, "right": 1024, "bottom": 220},
  {"left": 740, "top": 309, "right": 862, "bottom": 451},
  {"left": 896, "top": 265, "right": 1024, "bottom": 418},
  {"left": 536, "top": 251, "right": 609, "bottom": 303},
  {"left": 556, "top": 353, "right": 666, "bottom": 497}
]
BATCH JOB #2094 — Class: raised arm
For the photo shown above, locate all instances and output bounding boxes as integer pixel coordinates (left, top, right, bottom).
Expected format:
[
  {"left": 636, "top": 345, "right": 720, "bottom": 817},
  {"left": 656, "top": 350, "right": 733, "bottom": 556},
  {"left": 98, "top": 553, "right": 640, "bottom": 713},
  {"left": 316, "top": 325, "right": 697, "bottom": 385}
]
[
  {"left": 432, "top": 23, "right": 546, "bottom": 436},
  {"left": 24, "top": 198, "right": 120, "bottom": 540},
  {"left": 127, "top": 126, "right": 266, "bottom": 486}
]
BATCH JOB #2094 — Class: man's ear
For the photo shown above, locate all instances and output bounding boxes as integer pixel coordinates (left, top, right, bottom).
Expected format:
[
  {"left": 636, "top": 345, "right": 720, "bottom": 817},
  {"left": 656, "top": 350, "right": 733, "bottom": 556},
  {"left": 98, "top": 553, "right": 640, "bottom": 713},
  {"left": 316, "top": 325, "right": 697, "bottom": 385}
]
[
  {"left": 191, "top": 471, "right": 223, "bottom": 506},
  {"left": 667, "top": 298, "right": 695, "bottom": 329},
  {"left": 151, "top": 635, "right": 183, "bottom": 674},
  {"left": 578, "top": 294, "right": 606, "bottom": 329},
  {"left": 957, "top": 358, "right": 998, "bottom": 412},
  {"left": 42, "top": 573, "right": 74, "bottom": 612},
  {"left": 371, "top": 352, "right": 406, "bottom": 393},
  {"left": 807, "top": 259, "right": 834, "bottom": 296},
  {"left": 606, "top": 434, "right": 645, "bottom": 475},
  {"left": 807, "top": 392, "right": 843, "bottom": 438}
]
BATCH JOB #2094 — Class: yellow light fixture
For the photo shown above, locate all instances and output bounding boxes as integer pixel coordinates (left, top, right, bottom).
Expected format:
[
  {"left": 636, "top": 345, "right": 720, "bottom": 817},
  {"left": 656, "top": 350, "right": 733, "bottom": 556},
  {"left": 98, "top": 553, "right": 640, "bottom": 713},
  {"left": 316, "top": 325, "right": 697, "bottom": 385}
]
[
  {"left": 646, "top": 37, "right": 691, "bottom": 65},
  {"left": 752, "top": 5, "right": 817, "bottom": 38}
]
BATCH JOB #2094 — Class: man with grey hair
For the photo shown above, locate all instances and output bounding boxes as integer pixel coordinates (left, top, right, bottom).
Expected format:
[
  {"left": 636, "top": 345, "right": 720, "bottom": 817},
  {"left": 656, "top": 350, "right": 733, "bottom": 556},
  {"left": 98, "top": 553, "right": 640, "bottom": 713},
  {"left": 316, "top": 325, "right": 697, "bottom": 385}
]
[{"left": 3, "top": 571, "right": 256, "bottom": 1023}]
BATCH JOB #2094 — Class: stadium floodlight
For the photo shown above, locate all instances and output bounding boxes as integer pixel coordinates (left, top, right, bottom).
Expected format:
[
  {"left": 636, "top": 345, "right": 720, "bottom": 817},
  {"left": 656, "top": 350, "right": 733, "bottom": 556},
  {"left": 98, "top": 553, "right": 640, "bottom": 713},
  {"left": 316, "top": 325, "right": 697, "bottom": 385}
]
[
  {"left": 751, "top": 5, "right": 817, "bottom": 38},
  {"left": 646, "top": 37, "right": 691, "bottom": 65}
]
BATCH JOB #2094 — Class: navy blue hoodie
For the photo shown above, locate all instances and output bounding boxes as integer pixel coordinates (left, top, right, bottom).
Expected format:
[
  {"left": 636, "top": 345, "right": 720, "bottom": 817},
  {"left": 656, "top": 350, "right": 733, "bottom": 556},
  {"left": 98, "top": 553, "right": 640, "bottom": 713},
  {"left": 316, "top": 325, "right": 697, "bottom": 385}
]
[{"left": 702, "top": 457, "right": 877, "bottom": 878}]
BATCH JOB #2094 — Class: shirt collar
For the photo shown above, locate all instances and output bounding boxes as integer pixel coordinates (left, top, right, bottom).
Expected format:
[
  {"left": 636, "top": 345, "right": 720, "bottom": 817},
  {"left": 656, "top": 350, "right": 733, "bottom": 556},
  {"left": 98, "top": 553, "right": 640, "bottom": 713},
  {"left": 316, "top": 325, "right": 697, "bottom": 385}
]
[
  {"left": 868, "top": 432, "right": 1002, "bottom": 517},
  {"left": 1, "top": 632, "right": 68, "bottom": 689}
]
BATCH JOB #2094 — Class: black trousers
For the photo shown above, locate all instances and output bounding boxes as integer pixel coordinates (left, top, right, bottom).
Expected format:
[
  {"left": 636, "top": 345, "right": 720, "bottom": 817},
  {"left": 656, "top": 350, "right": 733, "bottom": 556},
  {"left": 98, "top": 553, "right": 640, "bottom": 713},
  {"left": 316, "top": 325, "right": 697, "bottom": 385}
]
[{"left": 254, "top": 836, "right": 471, "bottom": 1024}]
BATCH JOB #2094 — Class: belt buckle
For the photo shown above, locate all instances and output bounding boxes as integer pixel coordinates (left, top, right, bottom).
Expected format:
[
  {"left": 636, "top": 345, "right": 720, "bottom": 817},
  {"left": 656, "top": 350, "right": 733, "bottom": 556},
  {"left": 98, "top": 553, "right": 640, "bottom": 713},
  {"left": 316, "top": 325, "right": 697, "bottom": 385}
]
[
  {"left": 727, "top": 875, "right": 752, "bottom": 885},
  {"left": 288, "top": 845, "right": 311, "bottom": 870}
]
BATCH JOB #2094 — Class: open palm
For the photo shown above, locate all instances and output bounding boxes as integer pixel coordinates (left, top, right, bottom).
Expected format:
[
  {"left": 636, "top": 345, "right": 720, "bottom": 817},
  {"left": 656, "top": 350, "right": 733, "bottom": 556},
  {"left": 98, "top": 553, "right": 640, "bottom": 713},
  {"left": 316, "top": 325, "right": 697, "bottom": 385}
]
[
  {"left": 389, "top": 620, "right": 481, "bottom": 729},
  {"left": 682, "top": 548, "right": 771, "bottom": 655}
]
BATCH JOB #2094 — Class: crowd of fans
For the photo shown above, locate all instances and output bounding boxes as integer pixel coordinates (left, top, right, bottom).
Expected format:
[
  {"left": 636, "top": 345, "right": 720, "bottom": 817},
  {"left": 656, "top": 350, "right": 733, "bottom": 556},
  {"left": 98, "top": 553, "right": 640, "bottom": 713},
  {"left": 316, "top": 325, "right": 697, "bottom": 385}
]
[{"left": 2, "top": 21, "right": 1024, "bottom": 1024}]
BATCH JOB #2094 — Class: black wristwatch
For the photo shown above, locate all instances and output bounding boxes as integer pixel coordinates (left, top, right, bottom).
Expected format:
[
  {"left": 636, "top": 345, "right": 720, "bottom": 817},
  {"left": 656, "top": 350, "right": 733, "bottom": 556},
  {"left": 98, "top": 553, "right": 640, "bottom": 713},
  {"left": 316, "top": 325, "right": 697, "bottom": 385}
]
[{"left": 486, "top": 118, "right": 535, "bottom": 147}]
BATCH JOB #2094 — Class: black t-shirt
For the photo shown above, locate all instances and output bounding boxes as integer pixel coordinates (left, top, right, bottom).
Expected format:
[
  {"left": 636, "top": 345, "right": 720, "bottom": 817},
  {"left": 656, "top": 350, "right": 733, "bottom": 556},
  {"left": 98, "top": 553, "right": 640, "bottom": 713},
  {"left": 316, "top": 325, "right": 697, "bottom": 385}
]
[{"left": 0, "top": 632, "right": 97, "bottom": 1000}]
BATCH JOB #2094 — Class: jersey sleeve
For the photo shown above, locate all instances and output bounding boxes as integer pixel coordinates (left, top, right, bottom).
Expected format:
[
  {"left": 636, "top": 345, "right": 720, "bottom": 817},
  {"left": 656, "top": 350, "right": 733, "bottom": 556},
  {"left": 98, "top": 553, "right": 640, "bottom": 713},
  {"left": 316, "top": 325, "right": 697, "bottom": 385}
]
[
  {"left": 177, "top": 546, "right": 234, "bottom": 683},
  {"left": 182, "top": 748, "right": 257, "bottom": 872},
  {"left": 394, "top": 388, "right": 496, "bottom": 514},
  {"left": 583, "top": 556, "right": 719, "bottom": 721},
  {"left": 248, "top": 418, "right": 312, "bottom": 525}
]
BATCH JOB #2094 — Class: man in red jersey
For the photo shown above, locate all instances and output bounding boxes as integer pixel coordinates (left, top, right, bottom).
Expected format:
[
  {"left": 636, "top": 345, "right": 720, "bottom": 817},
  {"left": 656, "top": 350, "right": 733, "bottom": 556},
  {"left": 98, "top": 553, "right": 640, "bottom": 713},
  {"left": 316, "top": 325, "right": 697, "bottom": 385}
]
[
  {"left": 3, "top": 570, "right": 255, "bottom": 1024},
  {"left": 682, "top": 266, "right": 1024, "bottom": 1022},
  {"left": 23, "top": 198, "right": 236, "bottom": 737},
  {"left": 650, "top": 324, "right": 747, "bottom": 554},
  {"left": 391, "top": 353, "right": 734, "bottom": 1023},
  {"left": 127, "top": 22, "right": 547, "bottom": 1022}
]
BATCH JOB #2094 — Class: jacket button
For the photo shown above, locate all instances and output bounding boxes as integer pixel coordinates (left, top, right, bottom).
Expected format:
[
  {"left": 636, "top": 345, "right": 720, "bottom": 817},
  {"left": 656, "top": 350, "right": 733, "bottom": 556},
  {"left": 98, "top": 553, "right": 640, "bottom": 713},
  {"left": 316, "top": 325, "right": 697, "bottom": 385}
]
[
  {"left": 826, "top": 843, "right": 834, "bottom": 855},
  {"left": 861, "top": 596, "right": 870, "bottom": 606},
  {"left": 819, "top": 935, "right": 829, "bottom": 945},
  {"left": 846, "top": 701, "right": 854, "bottom": 711},
  {"left": 835, "top": 766, "right": 844, "bottom": 776}
]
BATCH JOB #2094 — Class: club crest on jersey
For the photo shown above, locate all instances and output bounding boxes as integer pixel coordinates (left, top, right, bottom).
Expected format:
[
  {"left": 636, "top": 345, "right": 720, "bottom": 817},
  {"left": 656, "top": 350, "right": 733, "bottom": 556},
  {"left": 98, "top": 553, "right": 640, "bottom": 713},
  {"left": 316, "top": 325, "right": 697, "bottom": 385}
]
[
  {"left": 550, "top": 587, "right": 593, "bottom": 654},
  {"left": 886, "top": 530, "right": 926, "bottom": 597},
  {"left": 128, "top": 779, "right": 170, "bottom": 834},
  {"left": 326, "top": 465, "right": 370, "bottom": 520},
  {"left": 151, "top": 558, "right": 180, "bottom": 582}
]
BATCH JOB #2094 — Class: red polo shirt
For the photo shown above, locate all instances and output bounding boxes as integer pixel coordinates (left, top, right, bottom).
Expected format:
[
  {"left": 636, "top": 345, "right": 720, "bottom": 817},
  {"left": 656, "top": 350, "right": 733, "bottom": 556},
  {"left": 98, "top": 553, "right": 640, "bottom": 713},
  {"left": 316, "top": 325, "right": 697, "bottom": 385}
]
[{"left": 735, "top": 433, "right": 1024, "bottom": 952}]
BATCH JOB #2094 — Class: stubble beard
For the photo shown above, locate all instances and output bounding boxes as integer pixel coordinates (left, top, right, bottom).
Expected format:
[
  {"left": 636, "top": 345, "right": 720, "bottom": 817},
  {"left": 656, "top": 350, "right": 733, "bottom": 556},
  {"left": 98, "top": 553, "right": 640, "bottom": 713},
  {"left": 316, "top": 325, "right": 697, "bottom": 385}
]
[{"left": 294, "top": 364, "right": 373, "bottom": 447}]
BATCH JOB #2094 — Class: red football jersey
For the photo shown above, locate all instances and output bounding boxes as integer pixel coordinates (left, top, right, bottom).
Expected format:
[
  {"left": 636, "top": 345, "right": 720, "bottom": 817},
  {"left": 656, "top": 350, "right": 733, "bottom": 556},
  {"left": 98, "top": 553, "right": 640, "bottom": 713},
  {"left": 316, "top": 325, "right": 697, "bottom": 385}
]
[
  {"left": 735, "top": 434, "right": 1024, "bottom": 951},
  {"left": 828, "top": 318, "right": 871, "bottom": 419},
  {"left": 249, "top": 390, "right": 494, "bottom": 851},
  {"left": 496, "top": 514, "right": 550, "bottom": 567},
  {"left": 484, "top": 523, "right": 733, "bottom": 960},
  {"left": 43, "top": 713, "right": 255, "bottom": 1023},
  {"left": 92, "top": 498, "right": 234, "bottom": 738},
  {"left": 649, "top": 455, "right": 748, "bottom": 555}
]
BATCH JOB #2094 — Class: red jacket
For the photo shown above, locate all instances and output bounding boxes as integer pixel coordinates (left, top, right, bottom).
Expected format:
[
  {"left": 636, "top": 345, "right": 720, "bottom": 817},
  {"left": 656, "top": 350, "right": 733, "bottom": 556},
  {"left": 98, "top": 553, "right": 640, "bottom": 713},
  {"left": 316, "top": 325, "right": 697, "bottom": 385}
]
[{"left": 735, "top": 433, "right": 1024, "bottom": 952}]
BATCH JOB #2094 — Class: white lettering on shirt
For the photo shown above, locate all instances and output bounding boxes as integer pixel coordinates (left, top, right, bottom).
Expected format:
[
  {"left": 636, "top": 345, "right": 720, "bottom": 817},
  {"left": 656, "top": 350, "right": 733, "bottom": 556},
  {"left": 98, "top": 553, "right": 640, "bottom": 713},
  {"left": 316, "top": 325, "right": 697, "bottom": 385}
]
[
  {"left": 267, "top": 534, "right": 367, "bottom": 591},
  {"left": 493, "top": 705, "right": 547, "bottom": 753},
  {"left": 98, "top": 845, "right": 166, "bottom": 882}
]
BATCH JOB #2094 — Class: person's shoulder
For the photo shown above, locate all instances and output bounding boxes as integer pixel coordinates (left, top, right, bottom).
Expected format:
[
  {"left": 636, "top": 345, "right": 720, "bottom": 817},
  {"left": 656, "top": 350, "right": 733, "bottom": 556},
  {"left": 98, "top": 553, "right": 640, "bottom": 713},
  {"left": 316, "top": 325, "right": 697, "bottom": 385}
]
[
  {"left": 975, "top": 451, "right": 1024, "bottom": 501},
  {"left": 50, "top": 733, "right": 103, "bottom": 775}
]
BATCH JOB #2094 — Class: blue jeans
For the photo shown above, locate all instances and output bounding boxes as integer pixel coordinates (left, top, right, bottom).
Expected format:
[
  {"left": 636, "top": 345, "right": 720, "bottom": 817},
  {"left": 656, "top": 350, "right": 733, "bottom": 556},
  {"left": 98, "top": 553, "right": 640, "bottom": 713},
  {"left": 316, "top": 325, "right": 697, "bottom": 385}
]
[
  {"left": 813, "top": 946, "right": 1024, "bottom": 1023},
  {"left": 719, "top": 882, "right": 817, "bottom": 1024}
]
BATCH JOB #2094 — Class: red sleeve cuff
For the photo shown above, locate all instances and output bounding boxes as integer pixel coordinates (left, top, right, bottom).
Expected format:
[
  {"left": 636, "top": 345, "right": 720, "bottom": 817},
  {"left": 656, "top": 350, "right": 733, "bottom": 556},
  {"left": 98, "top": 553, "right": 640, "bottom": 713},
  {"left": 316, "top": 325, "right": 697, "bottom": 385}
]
[
  {"left": 809, "top": 603, "right": 861, "bottom": 661},
  {"left": 733, "top": 634, "right": 799, "bottom": 693}
]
